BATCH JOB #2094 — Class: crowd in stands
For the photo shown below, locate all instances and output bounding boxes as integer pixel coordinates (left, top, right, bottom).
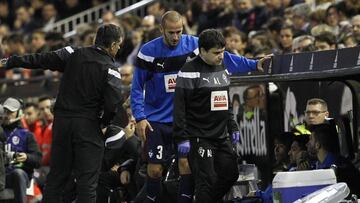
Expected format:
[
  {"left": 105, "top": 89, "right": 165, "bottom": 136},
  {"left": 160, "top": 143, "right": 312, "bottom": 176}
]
[{"left": 0, "top": 0, "right": 360, "bottom": 202}]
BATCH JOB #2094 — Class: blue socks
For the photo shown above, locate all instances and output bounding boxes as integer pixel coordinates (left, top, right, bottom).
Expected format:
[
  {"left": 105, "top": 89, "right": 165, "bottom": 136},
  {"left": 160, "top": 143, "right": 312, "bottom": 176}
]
[
  {"left": 178, "top": 174, "right": 194, "bottom": 203},
  {"left": 146, "top": 176, "right": 161, "bottom": 203}
]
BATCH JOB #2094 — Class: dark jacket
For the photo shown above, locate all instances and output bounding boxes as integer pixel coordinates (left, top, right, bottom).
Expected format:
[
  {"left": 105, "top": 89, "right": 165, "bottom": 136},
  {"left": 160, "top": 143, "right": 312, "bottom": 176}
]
[
  {"left": 2, "top": 121, "right": 41, "bottom": 178},
  {"left": 5, "top": 46, "right": 124, "bottom": 125},
  {"left": 173, "top": 53, "right": 257, "bottom": 142}
]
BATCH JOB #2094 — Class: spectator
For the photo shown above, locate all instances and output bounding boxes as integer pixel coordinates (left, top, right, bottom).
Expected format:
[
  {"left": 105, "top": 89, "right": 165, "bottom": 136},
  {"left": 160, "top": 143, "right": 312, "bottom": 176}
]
[
  {"left": 314, "top": 32, "right": 337, "bottom": 51},
  {"left": 310, "top": 24, "right": 333, "bottom": 37},
  {"left": 325, "top": 5, "right": 341, "bottom": 36},
  {"left": 101, "top": 10, "right": 116, "bottom": 24},
  {"left": 1, "top": 97, "right": 42, "bottom": 203},
  {"left": 246, "top": 31, "right": 276, "bottom": 57},
  {"left": 288, "top": 134, "right": 310, "bottom": 171},
  {"left": 291, "top": 3, "right": 312, "bottom": 36},
  {"left": 141, "top": 26, "right": 162, "bottom": 44},
  {"left": 21, "top": 102, "right": 42, "bottom": 146},
  {"left": 29, "top": 30, "right": 49, "bottom": 77},
  {"left": 0, "top": 24, "right": 9, "bottom": 41},
  {"left": 29, "top": 0, "right": 45, "bottom": 22},
  {"left": 56, "top": 0, "right": 90, "bottom": 20},
  {"left": 279, "top": 25, "right": 294, "bottom": 54},
  {"left": 253, "top": 46, "right": 273, "bottom": 58},
  {"left": 3, "top": 34, "right": 26, "bottom": 56},
  {"left": 126, "top": 28, "right": 143, "bottom": 65},
  {"left": 146, "top": 1, "right": 166, "bottom": 23},
  {"left": 38, "top": 96, "right": 54, "bottom": 167},
  {"left": 42, "top": 2, "right": 58, "bottom": 32},
  {"left": 0, "top": 0, "right": 14, "bottom": 29},
  {"left": 14, "top": 5, "right": 42, "bottom": 34},
  {"left": 197, "top": 0, "right": 234, "bottom": 33},
  {"left": 351, "top": 15, "right": 360, "bottom": 44},
  {"left": 341, "top": 32, "right": 358, "bottom": 47},
  {"left": 177, "top": 3, "right": 198, "bottom": 35},
  {"left": 31, "top": 30, "right": 49, "bottom": 53},
  {"left": 309, "top": 8, "right": 327, "bottom": 28},
  {"left": 141, "top": 15, "right": 156, "bottom": 32},
  {"left": 45, "top": 32, "right": 67, "bottom": 51},
  {"left": 233, "top": 0, "right": 267, "bottom": 33},
  {"left": 292, "top": 35, "right": 315, "bottom": 53},
  {"left": 264, "top": 0, "right": 284, "bottom": 18},
  {"left": 223, "top": 26, "right": 247, "bottom": 56},
  {"left": 337, "top": 0, "right": 360, "bottom": 19},
  {"left": 80, "top": 29, "right": 97, "bottom": 46},
  {"left": 2, "top": 34, "right": 28, "bottom": 80},
  {"left": 273, "top": 132, "right": 294, "bottom": 173},
  {"left": 265, "top": 17, "right": 283, "bottom": 50},
  {"left": 119, "top": 64, "right": 133, "bottom": 87},
  {"left": 119, "top": 14, "right": 141, "bottom": 33}
]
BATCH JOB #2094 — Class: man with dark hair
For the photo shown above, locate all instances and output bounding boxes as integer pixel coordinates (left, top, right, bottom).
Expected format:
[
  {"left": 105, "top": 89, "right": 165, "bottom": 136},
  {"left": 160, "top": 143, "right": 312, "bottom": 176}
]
[
  {"left": 273, "top": 132, "right": 294, "bottom": 173},
  {"left": 173, "top": 29, "right": 269, "bottom": 203},
  {"left": 314, "top": 32, "right": 337, "bottom": 51},
  {"left": 288, "top": 134, "right": 310, "bottom": 171},
  {"left": 1, "top": 24, "right": 125, "bottom": 203},
  {"left": 21, "top": 102, "right": 42, "bottom": 145},
  {"left": 223, "top": 26, "right": 247, "bottom": 56},
  {"left": 279, "top": 25, "right": 294, "bottom": 54},
  {"left": 307, "top": 123, "right": 340, "bottom": 166},
  {"left": 307, "top": 123, "right": 360, "bottom": 195},
  {"left": 32, "top": 96, "right": 54, "bottom": 190}
]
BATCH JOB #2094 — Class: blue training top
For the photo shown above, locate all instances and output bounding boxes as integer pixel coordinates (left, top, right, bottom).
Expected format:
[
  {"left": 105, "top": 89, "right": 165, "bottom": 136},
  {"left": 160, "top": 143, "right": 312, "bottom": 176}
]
[{"left": 131, "top": 34, "right": 257, "bottom": 123}]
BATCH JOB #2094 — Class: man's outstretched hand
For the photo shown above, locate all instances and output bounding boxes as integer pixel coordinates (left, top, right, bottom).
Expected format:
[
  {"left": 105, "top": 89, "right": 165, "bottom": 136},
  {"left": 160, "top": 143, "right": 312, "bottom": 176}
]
[{"left": 256, "top": 55, "right": 272, "bottom": 72}]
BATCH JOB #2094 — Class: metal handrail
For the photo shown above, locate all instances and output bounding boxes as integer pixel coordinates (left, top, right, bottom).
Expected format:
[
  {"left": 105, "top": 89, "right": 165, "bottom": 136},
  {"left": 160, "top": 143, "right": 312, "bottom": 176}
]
[
  {"left": 62, "top": 0, "right": 156, "bottom": 39},
  {"left": 52, "top": 0, "right": 183, "bottom": 39},
  {"left": 58, "top": 0, "right": 157, "bottom": 38},
  {"left": 114, "top": 0, "right": 155, "bottom": 18},
  {"left": 47, "top": 0, "right": 132, "bottom": 34}
]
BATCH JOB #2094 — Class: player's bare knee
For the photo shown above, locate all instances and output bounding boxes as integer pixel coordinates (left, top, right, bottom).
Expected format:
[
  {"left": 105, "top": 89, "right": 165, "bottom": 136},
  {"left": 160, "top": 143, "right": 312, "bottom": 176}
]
[
  {"left": 178, "top": 158, "right": 191, "bottom": 175},
  {"left": 147, "top": 163, "right": 163, "bottom": 178}
]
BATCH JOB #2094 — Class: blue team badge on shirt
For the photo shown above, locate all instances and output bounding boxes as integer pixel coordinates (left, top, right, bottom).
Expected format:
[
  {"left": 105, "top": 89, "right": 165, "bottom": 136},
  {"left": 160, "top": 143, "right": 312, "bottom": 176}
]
[{"left": 148, "top": 150, "right": 154, "bottom": 158}]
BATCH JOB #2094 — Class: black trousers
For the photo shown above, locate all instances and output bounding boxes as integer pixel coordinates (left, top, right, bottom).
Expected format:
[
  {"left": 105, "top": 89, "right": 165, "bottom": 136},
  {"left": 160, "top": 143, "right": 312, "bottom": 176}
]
[
  {"left": 189, "top": 138, "right": 239, "bottom": 203},
  {"left": 96, "top": 171, "right": 121, "bottom": 203},
  {"left": 42, "top": 116, "right": 104, "bottom": 203},
  {"left": 96, "top": 170, "right": 137, "bottom": 203}
]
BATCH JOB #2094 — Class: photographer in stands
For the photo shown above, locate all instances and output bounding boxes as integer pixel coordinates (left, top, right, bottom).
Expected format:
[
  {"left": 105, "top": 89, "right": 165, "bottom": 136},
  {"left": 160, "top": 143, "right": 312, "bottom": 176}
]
[{"left": 1, "top": 97, "right": 41, "bottom": 203}]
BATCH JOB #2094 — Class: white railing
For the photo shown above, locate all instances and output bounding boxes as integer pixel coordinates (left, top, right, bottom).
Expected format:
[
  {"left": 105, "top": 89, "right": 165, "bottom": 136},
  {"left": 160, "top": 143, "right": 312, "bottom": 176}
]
[
  {"left": 48, "top": 0, "right": 141, "bottom": 34},
  {"left": 50, "top": 0, "right": 184, "bottom": 38}
]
